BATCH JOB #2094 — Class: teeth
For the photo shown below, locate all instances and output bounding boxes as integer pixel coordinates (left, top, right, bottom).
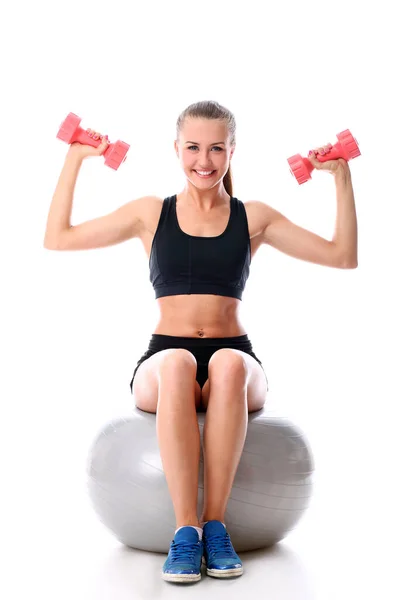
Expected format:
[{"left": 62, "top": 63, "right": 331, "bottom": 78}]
[{"left": 196, "top": 170, "right": 213, "bottom": 175}]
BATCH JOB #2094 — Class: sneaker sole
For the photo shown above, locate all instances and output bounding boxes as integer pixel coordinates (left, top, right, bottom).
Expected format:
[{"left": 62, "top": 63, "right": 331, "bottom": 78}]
[
  {"left": 162, "top": 571, "right": 201, "bottom": 583},
  {"left": 202, "top": 556, "right": 243, "bottom": 578}
]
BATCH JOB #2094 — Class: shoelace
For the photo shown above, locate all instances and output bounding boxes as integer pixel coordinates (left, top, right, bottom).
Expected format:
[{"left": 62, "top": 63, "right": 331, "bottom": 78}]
[
  {"left": 205, "top": 533, "right": 235, "bottom": 558},
  {"left": 169, "top": 540, "right": 201, "bottom": 563}
]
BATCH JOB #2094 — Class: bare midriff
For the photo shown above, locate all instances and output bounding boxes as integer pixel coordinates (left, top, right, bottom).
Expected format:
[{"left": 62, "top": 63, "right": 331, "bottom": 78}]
[{"left": 152, "top": 294, "right": 247, "bottom": 338}]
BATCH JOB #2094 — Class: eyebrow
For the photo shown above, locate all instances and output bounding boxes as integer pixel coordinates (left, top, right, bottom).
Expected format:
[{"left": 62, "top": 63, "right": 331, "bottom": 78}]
[{"left": 185, "top": 141, "right": 226, "bottom": 145}]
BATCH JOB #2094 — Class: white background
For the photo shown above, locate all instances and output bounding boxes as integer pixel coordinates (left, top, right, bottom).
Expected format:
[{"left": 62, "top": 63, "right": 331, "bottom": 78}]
[{"left": 1, "top": 1, "right": 399, "bottom": 598}]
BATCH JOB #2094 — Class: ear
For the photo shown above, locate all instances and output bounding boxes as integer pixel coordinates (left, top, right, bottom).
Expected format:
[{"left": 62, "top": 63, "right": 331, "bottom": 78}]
[{"left": 174, "top": 140, "right": 179, "bottom": 157}]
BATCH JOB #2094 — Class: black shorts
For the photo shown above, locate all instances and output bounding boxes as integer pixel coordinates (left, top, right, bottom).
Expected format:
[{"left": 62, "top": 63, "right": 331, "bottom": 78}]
[{"left": 129, "top": 333, "right": 268, "bottom": 393}]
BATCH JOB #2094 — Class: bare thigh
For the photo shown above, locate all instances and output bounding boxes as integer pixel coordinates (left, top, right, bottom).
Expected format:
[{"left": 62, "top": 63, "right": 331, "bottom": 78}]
[{"left": 132, "top": 348, "right": 202, "bottom": 414}]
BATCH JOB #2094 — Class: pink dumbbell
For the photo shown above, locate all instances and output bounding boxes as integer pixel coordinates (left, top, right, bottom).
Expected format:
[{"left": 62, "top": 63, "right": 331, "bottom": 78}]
[
  {"left": 287, "top": 129, "right": 361, "bottom": 185},
  {"left": 56, "top": 113, "right": 130, "bottom": 170}
]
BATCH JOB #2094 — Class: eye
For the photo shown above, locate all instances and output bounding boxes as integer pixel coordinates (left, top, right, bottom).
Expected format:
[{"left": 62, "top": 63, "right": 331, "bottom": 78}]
[{"left": 188, "top": 146, "right": 223, "bottom": 152}]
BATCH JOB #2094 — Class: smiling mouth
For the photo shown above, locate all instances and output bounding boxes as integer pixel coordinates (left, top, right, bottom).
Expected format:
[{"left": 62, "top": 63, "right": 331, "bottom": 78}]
[{"left": 194, "top": 170, "right": 216, "bottom": 178}]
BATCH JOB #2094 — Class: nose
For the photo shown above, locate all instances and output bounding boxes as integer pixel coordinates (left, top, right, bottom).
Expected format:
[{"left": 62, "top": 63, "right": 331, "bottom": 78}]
[{"left": 197, "top": 151, "right": 214, "bottom": 169}]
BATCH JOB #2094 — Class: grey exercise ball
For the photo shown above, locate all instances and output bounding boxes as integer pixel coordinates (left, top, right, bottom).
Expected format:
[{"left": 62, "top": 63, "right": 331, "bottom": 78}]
[{"left": 87, "top": 403, "right": 314, "bottom": 553}]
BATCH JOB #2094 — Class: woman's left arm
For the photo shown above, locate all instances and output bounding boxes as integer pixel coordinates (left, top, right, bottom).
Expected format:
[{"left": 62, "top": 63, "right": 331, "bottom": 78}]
[{"left": 259, "top": 151, "right": 358, "bottom": 269}]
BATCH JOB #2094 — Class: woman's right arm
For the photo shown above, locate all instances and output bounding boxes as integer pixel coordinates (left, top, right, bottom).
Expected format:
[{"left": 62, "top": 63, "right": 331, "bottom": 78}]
[{"left": 43, "top": 145, "right": 155, "bottom": 251}]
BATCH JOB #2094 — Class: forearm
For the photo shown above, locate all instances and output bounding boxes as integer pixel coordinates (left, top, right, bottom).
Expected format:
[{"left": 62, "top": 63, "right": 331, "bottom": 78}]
[
  {"left": 332, "top": 164, "right": 358, "bottom": 266},
  {"left": 43, "top": 151, "right": 83, "bottom": 246}
]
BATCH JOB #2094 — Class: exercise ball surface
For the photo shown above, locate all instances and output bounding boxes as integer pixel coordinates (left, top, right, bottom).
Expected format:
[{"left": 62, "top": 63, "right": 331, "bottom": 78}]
[{"left": 87, "top": 403, "right": 314, "bottom": 553}]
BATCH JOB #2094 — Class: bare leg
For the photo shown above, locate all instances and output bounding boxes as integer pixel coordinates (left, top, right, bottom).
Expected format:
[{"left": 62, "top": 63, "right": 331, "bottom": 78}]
[
  {"left": 200, "top": 371, "right": 248, "bottom": 523},
  {"left": 156, "top": 351, "right": 201, "bottom": 529}
]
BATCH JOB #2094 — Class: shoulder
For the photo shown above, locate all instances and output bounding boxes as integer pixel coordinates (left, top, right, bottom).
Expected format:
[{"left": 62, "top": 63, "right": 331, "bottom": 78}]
[
  {"left": 242, "top": 199, "right": 280, "bottom": 238},
  {"left": 140, "top": 195, "right": 164, "bottom": 215},
  {"left": 137, "top": 195, "right": 166, "bottom": 234}
]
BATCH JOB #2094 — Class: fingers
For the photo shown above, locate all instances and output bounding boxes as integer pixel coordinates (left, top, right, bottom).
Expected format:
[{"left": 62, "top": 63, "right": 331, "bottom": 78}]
[
  {"left": 86, "top": 128, "right": 110, "bottom": 144},
  {"left": 307, "top": 141, "right": 338, "bottom": 173},
  {"left": 86, "top": 128, "right": 100, "bottom": 141},
  {"left": 308, "top": 142, "right": 332, "bottom": 157},
  {"left": 86, "top": 128, "right": 110, "bottom": 154}
]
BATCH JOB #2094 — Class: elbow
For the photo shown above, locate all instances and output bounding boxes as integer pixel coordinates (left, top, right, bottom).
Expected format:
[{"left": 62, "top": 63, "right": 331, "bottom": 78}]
[
  {"left": 340, "top": 257, "right": 358, "bottom": 269},
  {"left": 44, "top": 239, "right": 54, "bottom": 250},
  {"left": 44, "top": 227, "right": 72, "bottom": 250},
  {"left": 333, "top": 243, "right": 358, "bottom": 269},
  {"left": 43, "top": 236, "right": 61, "bottom": 250},
  {"left": 336, "top": 246, "right": 358, "bottom": 269}
]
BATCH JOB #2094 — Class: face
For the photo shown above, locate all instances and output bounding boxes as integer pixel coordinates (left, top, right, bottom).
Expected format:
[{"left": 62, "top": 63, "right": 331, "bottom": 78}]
[{"left": 174, "top": 118, "right": 235, "bottom": 188}]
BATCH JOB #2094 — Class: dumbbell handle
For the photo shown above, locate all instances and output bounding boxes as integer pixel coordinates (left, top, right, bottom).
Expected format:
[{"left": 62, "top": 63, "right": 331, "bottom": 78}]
[
  {"left": 69, "top": 126, "right": 108, "bottom": 149},
  {"left": 311, "top": 141, "right": 351, "bottom": 163},
  {"left": 68, "top": 127, "right": 118, "bottom": 164}
]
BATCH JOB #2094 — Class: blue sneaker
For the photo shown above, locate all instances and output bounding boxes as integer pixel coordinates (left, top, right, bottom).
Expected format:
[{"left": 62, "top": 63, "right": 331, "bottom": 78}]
[
  {"left": 202, "top": 520, "right": 243, "bottom": 578},
  {"left": 162, "top": 527, "right": 203, "bottom": 583}
]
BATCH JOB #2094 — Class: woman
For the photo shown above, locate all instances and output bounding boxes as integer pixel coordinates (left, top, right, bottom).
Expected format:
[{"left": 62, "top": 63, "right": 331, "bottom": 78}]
[{"left": 44, "top": 100, "right": 358, "bottom": 584}]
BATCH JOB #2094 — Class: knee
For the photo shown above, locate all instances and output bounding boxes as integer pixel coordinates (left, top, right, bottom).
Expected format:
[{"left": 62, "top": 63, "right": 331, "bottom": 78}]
[
  {"left": 158, "top": 348, "right": 197, "bottom": 379},
  {"left": 208, "top": 349, "right": 248, "bottom": 383}
]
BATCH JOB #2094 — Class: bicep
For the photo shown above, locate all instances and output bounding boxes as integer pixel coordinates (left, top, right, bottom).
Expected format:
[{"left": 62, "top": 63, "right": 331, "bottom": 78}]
[
  {"left": 263, "top": 207, "right": 343, "bottom": 268},
  {"left": 51, "top": 196, "right": 150, "bottom": 251}
]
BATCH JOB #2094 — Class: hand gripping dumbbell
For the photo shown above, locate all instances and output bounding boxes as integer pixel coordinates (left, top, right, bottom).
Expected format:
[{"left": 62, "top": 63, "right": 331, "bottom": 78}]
[
  {"left": 56, "top": 113, "right": 130, "bottom": 170},
  {"left": 287, "top": 129, "right": 361, "bottom": 185}
]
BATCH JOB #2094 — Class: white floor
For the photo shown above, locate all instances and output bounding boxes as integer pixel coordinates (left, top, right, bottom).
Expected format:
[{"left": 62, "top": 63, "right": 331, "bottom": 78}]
[{"left": 5, "top": 386, "right": 399, "bottom": 600}]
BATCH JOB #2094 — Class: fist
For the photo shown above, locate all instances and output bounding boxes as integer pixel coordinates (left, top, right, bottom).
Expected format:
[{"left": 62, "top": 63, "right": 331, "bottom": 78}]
[
  {"left": 68, "top": 128, "right": 110, "bottom": 160},
  {"left": 307, "top": 143, "right": 347, "bottom": 175}
]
